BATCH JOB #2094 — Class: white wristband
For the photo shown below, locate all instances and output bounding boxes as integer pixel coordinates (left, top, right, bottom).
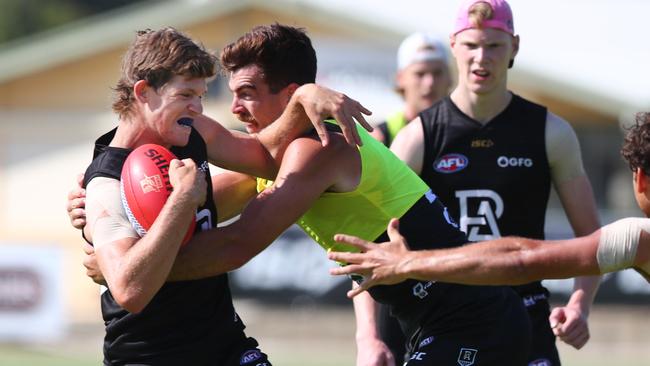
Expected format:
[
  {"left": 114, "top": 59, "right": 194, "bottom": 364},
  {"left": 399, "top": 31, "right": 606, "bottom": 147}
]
[{"left": 597, "top": 218, "right": 650, "bottom": 273}]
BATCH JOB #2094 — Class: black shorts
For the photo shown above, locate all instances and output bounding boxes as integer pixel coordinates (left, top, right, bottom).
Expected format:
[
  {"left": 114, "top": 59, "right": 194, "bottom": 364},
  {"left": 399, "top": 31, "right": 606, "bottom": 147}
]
[
  {"left": 405, "top": 287, "right": 532, "bottom": 366},
  {"left": 522, "top": 295, "right": 560, "bottom": 366},
  {"left": 106, "top": 335, "right": 272, "bottom": 366},
  {"left": 222, "top": 336, "right": 272, "bottom": 366}
]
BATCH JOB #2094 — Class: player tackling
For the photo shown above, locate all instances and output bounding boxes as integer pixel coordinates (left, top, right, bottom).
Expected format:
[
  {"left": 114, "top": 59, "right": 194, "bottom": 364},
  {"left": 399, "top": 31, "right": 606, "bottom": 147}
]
[{"left": 80, "top": 27, "right": 368, "bottom": 365}]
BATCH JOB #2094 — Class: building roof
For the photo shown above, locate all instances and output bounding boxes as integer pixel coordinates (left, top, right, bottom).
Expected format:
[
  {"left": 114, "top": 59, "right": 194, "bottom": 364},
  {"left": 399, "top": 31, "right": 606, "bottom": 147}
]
[
  {"left": 0, "top": 0, "right": 398, "bottom": 85},
  {"left": 0, "top": 0, "right": 646, "bottom": 120},
  {"left": 302, "top": 0, "right": 650, "bottom": 120}
]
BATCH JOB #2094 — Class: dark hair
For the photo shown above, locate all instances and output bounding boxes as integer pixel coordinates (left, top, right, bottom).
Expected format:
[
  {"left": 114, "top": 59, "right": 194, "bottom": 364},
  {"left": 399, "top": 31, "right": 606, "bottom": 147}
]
[
  {"left": 112, "top": 27, "right": 217, "bottom": 118},
  {"left": 220, "top": 23, "right": 317, "bottom": 93},
  {"left": 621, "top": 112, "right": 650, "bottom": 175}
]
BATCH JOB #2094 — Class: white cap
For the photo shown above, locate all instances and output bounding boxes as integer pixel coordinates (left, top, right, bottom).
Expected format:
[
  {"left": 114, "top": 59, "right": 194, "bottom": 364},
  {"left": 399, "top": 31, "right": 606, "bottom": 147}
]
[{"left": 397, "top": 33, "right": 448, "bottom": 71}]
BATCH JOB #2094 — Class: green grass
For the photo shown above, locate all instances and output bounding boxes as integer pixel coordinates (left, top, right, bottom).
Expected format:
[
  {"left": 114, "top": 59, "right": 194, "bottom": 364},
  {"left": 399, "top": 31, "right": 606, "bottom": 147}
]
[
  {"left": 1, "top": 344, "right": 646, "bottom": 366},
  {"left": 1, "top": 303, "right": 648, "bottom": 366},
  {"left": 0, "top": 346, "right": 100, "bottom": 366}
]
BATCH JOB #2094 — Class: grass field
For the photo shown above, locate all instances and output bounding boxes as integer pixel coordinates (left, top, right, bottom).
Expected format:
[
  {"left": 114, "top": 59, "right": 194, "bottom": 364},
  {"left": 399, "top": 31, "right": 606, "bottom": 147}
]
[{"left": 1, "top": 302, "right": 648, "bottom": 365}]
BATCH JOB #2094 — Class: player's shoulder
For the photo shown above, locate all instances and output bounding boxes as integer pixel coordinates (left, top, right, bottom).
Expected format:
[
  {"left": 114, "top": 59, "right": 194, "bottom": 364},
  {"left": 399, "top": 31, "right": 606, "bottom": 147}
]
[
  {"left": 283, "top": 130, "right": 356, "bottom": 175},
  {"left": 545, "top": 110, "right": 577, "bottom": 137},
  {"left": 290, "top": 130, "right": 353, "bottom": 155}
]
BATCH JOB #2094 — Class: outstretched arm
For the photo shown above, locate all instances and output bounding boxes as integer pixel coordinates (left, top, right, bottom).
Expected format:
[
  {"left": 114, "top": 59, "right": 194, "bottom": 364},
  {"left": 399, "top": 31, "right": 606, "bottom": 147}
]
[
  {"left": 195, "top": 84, "right": 372, "bottom": 179},
  {"left": 328, "top": 219, "right": 601, "bottom": 298},
  {"left": 168, "top": 134, "right": 356, "bottom": 280}
]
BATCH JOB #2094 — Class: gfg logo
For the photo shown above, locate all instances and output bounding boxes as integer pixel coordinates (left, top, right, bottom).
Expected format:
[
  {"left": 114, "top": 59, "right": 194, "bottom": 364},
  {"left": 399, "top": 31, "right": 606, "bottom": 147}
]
[
  {"left": 497, "top": 156, "right": 533, "bottom": 168},
  {"left": 434, "top": 154, "right": 469, "bottom": 173}
]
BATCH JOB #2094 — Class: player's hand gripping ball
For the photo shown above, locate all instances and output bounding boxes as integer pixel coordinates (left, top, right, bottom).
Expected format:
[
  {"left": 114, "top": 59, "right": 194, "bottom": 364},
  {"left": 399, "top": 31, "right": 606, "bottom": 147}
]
[{"left": 121, "top": 144, "right": 196, "bottom": 246}]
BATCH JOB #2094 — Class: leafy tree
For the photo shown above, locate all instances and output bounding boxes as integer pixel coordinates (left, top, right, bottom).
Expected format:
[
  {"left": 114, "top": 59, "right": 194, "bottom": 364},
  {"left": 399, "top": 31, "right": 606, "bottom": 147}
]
[{"left": 0, "top": 0, "right": 157, "bottom": 45}]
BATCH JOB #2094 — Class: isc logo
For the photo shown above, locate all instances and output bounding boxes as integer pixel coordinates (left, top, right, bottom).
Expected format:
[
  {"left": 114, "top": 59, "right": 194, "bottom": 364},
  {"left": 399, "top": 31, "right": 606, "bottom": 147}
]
[{"left": 434, "top": 154, "right": 469, "bottom": 173}]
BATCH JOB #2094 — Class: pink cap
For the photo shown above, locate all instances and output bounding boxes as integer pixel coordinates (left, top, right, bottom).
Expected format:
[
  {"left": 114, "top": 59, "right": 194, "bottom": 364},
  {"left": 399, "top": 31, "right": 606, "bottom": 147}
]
[{"left": 453, "top": 0, "right": 514, "bottom": 36}]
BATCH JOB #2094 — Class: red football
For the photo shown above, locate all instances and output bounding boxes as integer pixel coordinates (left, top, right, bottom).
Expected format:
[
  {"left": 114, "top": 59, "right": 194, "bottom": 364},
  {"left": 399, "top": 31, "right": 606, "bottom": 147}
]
[{"left": 120, "top": 144, "right": 195, "bottom": 247}]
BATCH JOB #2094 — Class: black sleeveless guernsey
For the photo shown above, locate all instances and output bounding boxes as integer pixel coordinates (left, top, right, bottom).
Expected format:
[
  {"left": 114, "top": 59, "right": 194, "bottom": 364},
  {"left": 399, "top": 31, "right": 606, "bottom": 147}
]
[
  {"left": 83, "top": 128, "right": 249, "bottom": 365},
  {"left": 419, "top": 94, "right": 551, "bottom": 299}
]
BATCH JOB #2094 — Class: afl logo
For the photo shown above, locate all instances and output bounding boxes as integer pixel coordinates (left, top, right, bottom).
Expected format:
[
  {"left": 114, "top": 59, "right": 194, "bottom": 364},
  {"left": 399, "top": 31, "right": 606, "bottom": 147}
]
[{"left": 434, "top": 154, "right": 469, "bottom": 173}]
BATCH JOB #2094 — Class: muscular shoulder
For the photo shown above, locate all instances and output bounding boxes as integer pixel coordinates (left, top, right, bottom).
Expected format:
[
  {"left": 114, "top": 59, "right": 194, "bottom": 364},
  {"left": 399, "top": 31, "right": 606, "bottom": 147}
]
[
  {"left": 282, "top": 133, "right": 360, "bottom": 191},
  {"left": 546, "top": 112, "right": 578, "bottom": 143},
  {"left": 545, "top": 111, "right": 586, "bottom": 183}
]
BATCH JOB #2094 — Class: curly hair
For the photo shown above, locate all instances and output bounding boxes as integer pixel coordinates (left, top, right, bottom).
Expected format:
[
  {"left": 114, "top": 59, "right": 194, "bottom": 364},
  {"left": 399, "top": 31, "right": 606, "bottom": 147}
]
[
  {"left": 219, "top": 23, "right": 316, "bottom": 93},
  {"left": 621, "top": 112, "right": 650, "bottom": 175},
  {"left": 112, "top": 27, "right": 217, "bottom": 118}
]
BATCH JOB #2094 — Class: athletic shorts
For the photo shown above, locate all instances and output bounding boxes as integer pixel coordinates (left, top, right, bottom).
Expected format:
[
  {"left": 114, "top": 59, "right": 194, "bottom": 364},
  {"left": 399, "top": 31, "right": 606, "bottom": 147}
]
[
  {"left": 223, "top": 336, "right": 272, "bottom": 366},
  {"left": 522, "top": 294, "right": 561, "bottom": 366},
  {"left": 404, "top": 288, "right": 532, "bottom": 366}
]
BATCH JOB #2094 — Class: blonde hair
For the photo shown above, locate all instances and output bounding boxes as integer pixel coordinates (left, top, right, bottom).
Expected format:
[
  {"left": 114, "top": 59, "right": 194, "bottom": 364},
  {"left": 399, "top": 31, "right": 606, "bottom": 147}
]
[{"left": 467, "top": 2, "right": 494, "bottom": 28}]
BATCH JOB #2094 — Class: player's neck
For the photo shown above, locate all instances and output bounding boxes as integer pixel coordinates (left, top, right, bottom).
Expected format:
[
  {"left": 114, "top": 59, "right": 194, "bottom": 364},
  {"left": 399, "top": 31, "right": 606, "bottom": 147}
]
[
  {"left": 403, "top": 104, "right": 420, "bottom": 122},
  {"left": 450, "top": 88, "right": 512, "bottom": 124},
  {"left": 112, "top": 118, "right": 164, "bottom": 150}
]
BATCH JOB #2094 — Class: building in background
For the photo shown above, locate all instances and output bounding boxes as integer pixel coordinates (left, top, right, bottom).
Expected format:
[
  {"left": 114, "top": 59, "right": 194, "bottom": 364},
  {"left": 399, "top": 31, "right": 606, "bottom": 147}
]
[{"left": 0, "top": 0, "right": 648, "bottom": 331}]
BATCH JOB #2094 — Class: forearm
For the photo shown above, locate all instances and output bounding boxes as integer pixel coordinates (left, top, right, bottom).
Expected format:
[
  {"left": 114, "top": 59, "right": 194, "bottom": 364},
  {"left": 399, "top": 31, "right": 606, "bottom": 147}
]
[
  {"left": 401, "top": 238, "right": 555, "bottom": 285},
  {"left": 169, "top": 181, "right": 299, "bottom": 281},
  {"left": 99, "top": 189, "right": 197, "bottom": 311},
  {"left": 167, "top": 222, "right": 251, "bottom": 281},
  {"left": 406, "top": 234, "right": 604, "bottom": 285},
  {"left": 567, "top": 276, "right": 600, "bottom": 316},
  {"left": 353, "top": 288, "right": 381, "bottom": 342},
  {"left": 557, "top": 175, "right": 602, "bottom": 312},
  {"left": 257, "top": 88, "right": 312, "bottom": 162}
]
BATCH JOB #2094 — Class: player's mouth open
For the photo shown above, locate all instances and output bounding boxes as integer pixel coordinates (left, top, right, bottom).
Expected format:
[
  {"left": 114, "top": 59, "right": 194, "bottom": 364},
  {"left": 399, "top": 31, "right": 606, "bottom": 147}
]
[
  {"left": 473, "top": 70, "right": 490, "bottom": 77},
  {"left": 177, "top": 117, "right": 193, "bottom": 127}
]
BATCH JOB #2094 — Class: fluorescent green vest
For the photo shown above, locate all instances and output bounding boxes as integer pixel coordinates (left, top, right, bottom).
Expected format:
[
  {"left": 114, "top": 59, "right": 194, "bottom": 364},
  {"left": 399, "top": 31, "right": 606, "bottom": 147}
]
[
  {"left": 384, "top": 111, "right": 408, "bottom": 144},
  {"left": 257, "top": 122, "right": 428, "bottom": 253}
]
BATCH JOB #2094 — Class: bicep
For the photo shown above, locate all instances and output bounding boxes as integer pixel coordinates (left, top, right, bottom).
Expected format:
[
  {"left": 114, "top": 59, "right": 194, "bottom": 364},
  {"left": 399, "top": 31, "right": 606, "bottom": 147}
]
[
  {"left": 194, "top": 115, "right": 276, "bottom": 178},
  {"left": 390, "top": 117, "right": 425, "bottom": 174},
  {"left": 546, "top": 112, "right": 586, "bottom": 186},
  {"left": 229, "top": 139, "right": 340, "bottom": 246},
  {"left": 522, "top": 235, "right": 600, "bottom": 279},
  {"left": 546, "top": 113, "right": 600, "bottom": 234}
]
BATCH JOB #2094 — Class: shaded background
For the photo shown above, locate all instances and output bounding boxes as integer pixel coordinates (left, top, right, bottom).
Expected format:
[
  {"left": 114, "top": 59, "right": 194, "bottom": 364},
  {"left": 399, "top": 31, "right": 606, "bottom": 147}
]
[{"left": 0, "top": 0, "right": 648, "bottom": 364}]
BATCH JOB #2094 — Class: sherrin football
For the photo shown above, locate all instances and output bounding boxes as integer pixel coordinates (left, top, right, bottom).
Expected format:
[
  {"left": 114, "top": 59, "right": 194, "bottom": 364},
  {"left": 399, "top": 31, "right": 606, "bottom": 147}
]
[{"left": 120, "top": 144, "right": 195, "bottom": 246}]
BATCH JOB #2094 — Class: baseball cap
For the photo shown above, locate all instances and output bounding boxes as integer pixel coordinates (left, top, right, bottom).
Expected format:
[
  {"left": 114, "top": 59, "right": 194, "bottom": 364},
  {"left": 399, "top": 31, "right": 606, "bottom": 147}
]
[
  {"left": 397, "top": 33, "right": 448, "bottom": 71},
  {"left": 453, "top": 0, "right": 514, "bottom": 36}
]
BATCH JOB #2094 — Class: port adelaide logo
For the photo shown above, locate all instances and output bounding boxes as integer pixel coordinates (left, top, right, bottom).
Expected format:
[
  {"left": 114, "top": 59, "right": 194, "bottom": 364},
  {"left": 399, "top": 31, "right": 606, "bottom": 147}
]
[{"left": 434, "top": 153, "right": 469, "bottom": 174}]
